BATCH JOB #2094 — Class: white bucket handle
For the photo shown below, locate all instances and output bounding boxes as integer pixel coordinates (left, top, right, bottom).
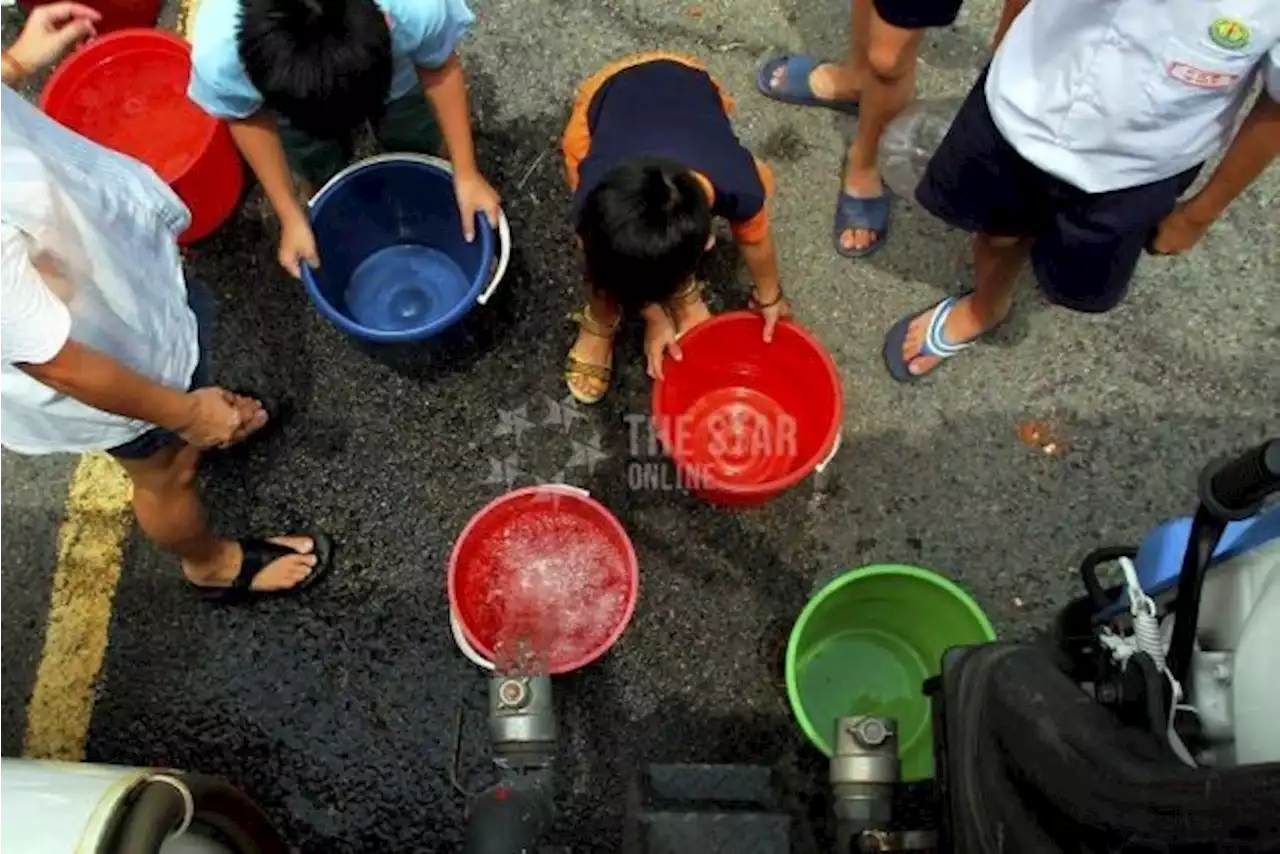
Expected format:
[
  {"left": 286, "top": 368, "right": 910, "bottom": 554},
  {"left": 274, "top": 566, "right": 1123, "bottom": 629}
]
[
  {"left": 450, "top": 607, "right": 495, "bottom": 671},
  {"left": 313, "top": 152, "right": 510, "bottom": 306},
  {"left": 815, "top": 431, "right": 842, "bottom": 474}
]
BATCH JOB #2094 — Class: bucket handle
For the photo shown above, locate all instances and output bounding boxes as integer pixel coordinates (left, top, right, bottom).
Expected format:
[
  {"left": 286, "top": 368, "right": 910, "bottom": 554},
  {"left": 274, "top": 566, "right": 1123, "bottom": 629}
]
[
  {"left": 477, "top": 210, "right": 511, "bottom": 307},
  {"left": 311, "top": 152, "right": 511, "bottom": 306},
  {"left": 815, "top": 431, "right": 842, "bottom": 474},
  {"left": 450, "top": 607, "right": 495, "bottom": 671}
]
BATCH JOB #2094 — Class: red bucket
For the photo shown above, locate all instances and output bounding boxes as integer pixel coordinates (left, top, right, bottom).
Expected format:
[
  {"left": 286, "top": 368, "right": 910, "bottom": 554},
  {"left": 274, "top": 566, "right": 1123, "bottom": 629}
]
[
  {"left": 18, "top": 0, "right": 163, "bottom": 35},
  {"left": 40, "top": 30, "right": 244, "bottom": 245},
  {"left": 651, "top": 312, "right": 843, "bottom": 508},
  {"left": 448, "top": 486, "right": 640, "bottom": 675}
]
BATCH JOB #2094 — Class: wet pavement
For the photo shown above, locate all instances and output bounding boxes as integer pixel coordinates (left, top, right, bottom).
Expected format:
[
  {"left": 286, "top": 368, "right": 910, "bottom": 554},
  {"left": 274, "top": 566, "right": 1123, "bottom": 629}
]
[{"left": 2, "top": 0, "right": 1278, "bottom": 851}]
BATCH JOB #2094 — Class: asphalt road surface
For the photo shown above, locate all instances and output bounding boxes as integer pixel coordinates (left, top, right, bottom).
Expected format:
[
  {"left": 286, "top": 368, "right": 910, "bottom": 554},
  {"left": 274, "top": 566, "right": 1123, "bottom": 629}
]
[{"left": 2, "top": 0, "right": 1277, "bottom": 851}]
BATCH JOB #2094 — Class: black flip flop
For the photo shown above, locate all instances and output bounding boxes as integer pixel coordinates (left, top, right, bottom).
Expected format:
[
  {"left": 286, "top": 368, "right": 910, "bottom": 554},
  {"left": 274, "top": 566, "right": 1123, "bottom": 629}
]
[{"left": 193, "top": 532, "right": 335, "bottom": 604}]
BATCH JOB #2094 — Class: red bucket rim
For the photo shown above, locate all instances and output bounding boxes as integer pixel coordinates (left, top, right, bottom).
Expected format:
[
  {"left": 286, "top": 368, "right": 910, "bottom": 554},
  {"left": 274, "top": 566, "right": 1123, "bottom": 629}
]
[
  {"left": 447, "top": 485, "right": 640, "bottom": 675},
  {"left": 40, "top": 29, "right": 219, "bottom": 186},
  {"left": 650, "top": 311, "right": 844, "bottom": 498}
]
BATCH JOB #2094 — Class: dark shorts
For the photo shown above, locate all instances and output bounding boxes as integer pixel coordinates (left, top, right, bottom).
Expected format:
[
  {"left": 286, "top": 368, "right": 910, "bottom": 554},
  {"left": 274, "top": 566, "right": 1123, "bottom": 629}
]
[
  {"left": 278, "top": 91, "right": 443, "bottom": 189},
  {"left": 107, "top": 279, "right": 215, "bottom": 461},
  {"left": 872, "top": 0, "right": 962, "bottom": 29},
  {"left": 915, "top": 71, "right": 1201, "bottom": 313}
]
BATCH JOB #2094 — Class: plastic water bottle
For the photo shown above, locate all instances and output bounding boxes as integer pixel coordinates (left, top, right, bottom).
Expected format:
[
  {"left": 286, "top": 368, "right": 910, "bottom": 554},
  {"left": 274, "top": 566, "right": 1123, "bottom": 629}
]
[{"left": 878, "top": 97, "right": 965, "bottom": 199}]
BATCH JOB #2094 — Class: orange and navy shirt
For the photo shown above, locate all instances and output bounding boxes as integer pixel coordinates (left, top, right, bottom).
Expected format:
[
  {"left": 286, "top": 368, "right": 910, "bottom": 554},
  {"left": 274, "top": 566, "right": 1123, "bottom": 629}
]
[{"left": 561, "top": 53, "right": 774, "bottom": 245}]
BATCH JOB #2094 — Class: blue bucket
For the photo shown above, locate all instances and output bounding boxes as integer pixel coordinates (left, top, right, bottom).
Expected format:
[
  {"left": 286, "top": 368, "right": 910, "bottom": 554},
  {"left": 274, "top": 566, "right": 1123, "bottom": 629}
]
[{"left": 301, "top": 154, "right": 510, "bottom": 343}]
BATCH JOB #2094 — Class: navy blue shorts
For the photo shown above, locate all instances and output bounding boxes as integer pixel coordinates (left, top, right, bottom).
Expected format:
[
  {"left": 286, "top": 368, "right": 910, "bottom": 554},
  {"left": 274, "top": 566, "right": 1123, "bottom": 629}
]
[
  {"left": 915, "top": 72, "right": 1202, "bottom": 313},
  {"left": 108, "top": 279, "right": 215, "bottom": 461},
  {"left": 873, "top": 0, "right": 962, "bottom": 29}
]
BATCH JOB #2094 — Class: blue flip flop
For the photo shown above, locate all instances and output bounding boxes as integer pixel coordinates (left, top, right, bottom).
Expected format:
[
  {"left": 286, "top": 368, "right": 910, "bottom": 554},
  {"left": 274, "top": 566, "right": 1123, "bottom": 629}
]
[
  {"left": 834, "top": 189, "right": 892, "bottom": 258},
  {"left": 756, "top": 54, "right": 860, "bottom": 114},
  {"left": 882, "top": 295, "right": 978, "bottom": 383}
]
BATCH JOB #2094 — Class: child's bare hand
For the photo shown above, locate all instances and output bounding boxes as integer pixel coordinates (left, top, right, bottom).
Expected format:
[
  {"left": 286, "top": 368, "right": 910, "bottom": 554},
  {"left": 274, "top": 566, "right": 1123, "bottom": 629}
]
[
  {"left": 278, "top": 215, "right": 319, "bottom": 278},
  {"left": 644, "top": 311, "right": 682, "bottom": 380},
  {"left": 752, "top": 293, "right": 791, "bottom": 343},
  {"left": 454, "top": 171, "right": 502, "bottom": 243},
  {"left": 7, "top": 2, "right": 100, "bottom": 75}
]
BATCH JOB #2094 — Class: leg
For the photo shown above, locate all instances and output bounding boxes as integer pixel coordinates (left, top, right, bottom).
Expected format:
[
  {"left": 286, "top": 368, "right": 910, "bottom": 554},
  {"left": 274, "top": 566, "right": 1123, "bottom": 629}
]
[
  {"left": 565, "top": 279, "right": 621, "bottom": 405},
  {"left": 883, "top": 68, "right": 1047, "bottom": 380},
  {"left": 115, "top": 442, "right": 318, "bottom": 590},
  {"left": 277, "top": 118, "right": 350, "bottom": 197},
  {"left": 837, "top": 9, "right": 923, "bottom": 252},
  {"left": 899, "top": 233, "right": 1027, "bottom": 375},
  {"left": 376, "top": 92, "right": 445, "bottom": 158},
  {"left": 667, "top": 280, "right": 712, "bottom": 336}
]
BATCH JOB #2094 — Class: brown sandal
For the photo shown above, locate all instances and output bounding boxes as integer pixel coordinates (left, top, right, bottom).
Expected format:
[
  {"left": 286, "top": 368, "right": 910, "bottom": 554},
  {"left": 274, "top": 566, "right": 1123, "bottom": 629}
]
[{"left": 565, "top": 306, "right": 621, "bottom": 405}]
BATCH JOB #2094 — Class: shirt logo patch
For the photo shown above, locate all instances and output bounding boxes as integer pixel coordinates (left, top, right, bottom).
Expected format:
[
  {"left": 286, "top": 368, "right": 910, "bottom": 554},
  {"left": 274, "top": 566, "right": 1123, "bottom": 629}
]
[
  {"left": 1167, "top": 61, "right": 1241, "bottom": 89},
  {"left": 1208, "top": 18, "right": 1250, "bottom": 50}
]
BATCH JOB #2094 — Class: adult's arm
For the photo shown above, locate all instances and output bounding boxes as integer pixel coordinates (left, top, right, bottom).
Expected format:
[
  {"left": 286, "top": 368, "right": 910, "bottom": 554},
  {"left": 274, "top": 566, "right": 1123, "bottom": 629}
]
[{"left": 20, "top": 340, "right": 195, "bottom": 433}]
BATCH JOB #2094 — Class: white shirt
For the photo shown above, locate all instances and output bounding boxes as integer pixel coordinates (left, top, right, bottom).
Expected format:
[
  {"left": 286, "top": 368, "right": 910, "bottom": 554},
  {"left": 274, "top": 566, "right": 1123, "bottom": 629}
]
[
  {"left": 1, "top": 86, "right": 199, "bottom": 455},
  {"left": 986, "top": 0, "right": 1280, "bottom": 193}
]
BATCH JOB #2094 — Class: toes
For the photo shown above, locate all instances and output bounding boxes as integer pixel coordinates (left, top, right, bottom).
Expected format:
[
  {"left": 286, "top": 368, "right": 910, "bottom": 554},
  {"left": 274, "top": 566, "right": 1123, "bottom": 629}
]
[
  {"left": 907, "top": 354, "right": 941, "bottom": 376},
  {"left": 267, "top": 534, "right": 315, "bottom": 555},
  {"left": 249, "top": 555, "right": 315, "bottom": 592}
]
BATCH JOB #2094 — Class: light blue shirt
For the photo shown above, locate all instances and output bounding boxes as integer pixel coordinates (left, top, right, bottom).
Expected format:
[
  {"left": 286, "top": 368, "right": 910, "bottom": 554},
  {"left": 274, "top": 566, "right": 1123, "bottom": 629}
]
[
  {"left": 188, "top": 0, "right": 474, "bottom": 119},
  {"left": 987, "top": 0, "right": 1279, "bottom": 193},
  {"left": 1, "top": 86, "right": 198, "bottom": 454}
]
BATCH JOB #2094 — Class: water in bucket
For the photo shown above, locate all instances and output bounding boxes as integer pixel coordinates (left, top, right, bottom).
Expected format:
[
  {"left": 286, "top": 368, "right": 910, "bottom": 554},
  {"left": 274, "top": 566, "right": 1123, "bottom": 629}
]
[
  {"left": 344, "top": 245, "right": 470, "bottom": 332},
  {"left": 476, "top": 511, "right": 631, "bottom": 675}
]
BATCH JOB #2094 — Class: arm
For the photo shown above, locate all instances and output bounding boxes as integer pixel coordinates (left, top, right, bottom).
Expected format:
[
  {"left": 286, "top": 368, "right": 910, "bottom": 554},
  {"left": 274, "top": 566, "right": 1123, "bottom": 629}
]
[
  {"left": 228, "top": 112, "right": 319, "bottom": 276},
  {"left": 419, "top": 54, "right": 479, "bottom": 177},
  {"left": 229, "top": 112, "right": 305, "bottom": 225},
  {"left": 1181, "top": 92, "right": 1279, "bottom": 222},
  {"left": 1150, "top": 92, "right": 1279, "bottom": 255},
  {"left": 21, "top": 340, "right": 194, "bottom": 432},
  {"left": 418, "top": 54, "right": 501, "bottom": 240},
  {"left": 740, "top": 234, "right": 782, "bottom": 306},
  {"left": 991, "top": 0, "right": 1029, "bottom": 51}
]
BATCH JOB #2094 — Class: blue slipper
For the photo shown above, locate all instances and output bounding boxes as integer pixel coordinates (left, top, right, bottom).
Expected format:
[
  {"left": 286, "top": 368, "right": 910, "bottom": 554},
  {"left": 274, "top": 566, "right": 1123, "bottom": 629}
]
[
  {"left": 756, "top": 54, "right": 860, "bottom": 114},
  {"left": 882, "top": 295, "right": 979, "bottom": 383},
  {"left": 834, "top": 189, "right": 892, "bottom": 258}
]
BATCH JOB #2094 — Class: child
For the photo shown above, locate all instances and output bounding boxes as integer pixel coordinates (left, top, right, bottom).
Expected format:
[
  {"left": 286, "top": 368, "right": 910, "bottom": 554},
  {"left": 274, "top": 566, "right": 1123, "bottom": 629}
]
[
  {"left": 4, "top": 4, "right": 330, "bottom": 601},
  {"left": 758, "top": 0, "right": 970, "bottom": 258},
  {"left": 188, "top": 0, "right": 500, "bottom": 277},
  {"left": 562, "top": 53, "right": 788, "bottom": 405},
  {"left": 885, "top": 0, "right": 1279, "bottom": 382}
]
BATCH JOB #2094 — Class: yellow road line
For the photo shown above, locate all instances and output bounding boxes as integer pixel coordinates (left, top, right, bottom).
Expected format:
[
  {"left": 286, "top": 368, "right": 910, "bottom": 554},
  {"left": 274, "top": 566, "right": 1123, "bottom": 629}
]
[{"left": 23, "top": 453, "right": 133, "bottom": 762}]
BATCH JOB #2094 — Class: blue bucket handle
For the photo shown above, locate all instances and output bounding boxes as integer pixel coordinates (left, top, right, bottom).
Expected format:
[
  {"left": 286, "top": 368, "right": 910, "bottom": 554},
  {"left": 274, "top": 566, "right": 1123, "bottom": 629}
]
[{"left": 309, "top": 152, "right": 511, "bottom": 306}]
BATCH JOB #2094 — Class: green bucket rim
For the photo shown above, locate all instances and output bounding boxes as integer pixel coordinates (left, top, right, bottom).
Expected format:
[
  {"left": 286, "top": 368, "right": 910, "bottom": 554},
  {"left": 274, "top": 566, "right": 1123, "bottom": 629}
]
[{"left": 784, "top": 564, "right": 996, "bottom": 772}]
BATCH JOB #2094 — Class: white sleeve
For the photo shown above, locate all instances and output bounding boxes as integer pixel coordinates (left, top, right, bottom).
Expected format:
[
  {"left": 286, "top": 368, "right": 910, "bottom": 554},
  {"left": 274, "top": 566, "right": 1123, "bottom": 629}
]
[
  {"left": 1266, "top": 41, "right": 1279, "bottom": 102},
  {"left": 1, "top": 225, "right": 71, "bottom": 365}
]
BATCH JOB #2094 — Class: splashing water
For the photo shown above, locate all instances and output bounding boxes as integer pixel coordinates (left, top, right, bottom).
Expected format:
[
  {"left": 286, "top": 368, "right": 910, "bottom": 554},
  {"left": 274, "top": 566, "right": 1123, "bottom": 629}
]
[{"left": 476, "top": 511, "right": 630, "bottom": 674}]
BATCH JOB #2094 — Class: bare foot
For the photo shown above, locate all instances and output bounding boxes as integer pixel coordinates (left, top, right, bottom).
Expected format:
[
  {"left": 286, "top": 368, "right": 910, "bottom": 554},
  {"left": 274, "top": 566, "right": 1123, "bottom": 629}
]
[
  {"left": 669, "top": 296, "right": 712, "bottom": 336},
  {"left": 901, "top": 293, "right": 1013, "bottom": 377},
  {"left": 566, "top": 325, "right": 615, "bottom": 402},
  {"left": 184, "top": 536, "right": 317, "bottom": 592},
  {"left": 769, "top": 61, "right": 863, "bottom": 102},
  {"left": 839, "top": 165, "right": 886, "bottom": 253}
]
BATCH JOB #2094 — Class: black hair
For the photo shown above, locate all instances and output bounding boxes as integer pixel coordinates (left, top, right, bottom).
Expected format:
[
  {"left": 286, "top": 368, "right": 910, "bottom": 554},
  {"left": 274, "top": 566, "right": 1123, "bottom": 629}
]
[
  {"left": 577, "top": 157, "right": 713, "bottom": 309},
  {"left": 238, "top": 0, "right": 392, "bottom": 140}
]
